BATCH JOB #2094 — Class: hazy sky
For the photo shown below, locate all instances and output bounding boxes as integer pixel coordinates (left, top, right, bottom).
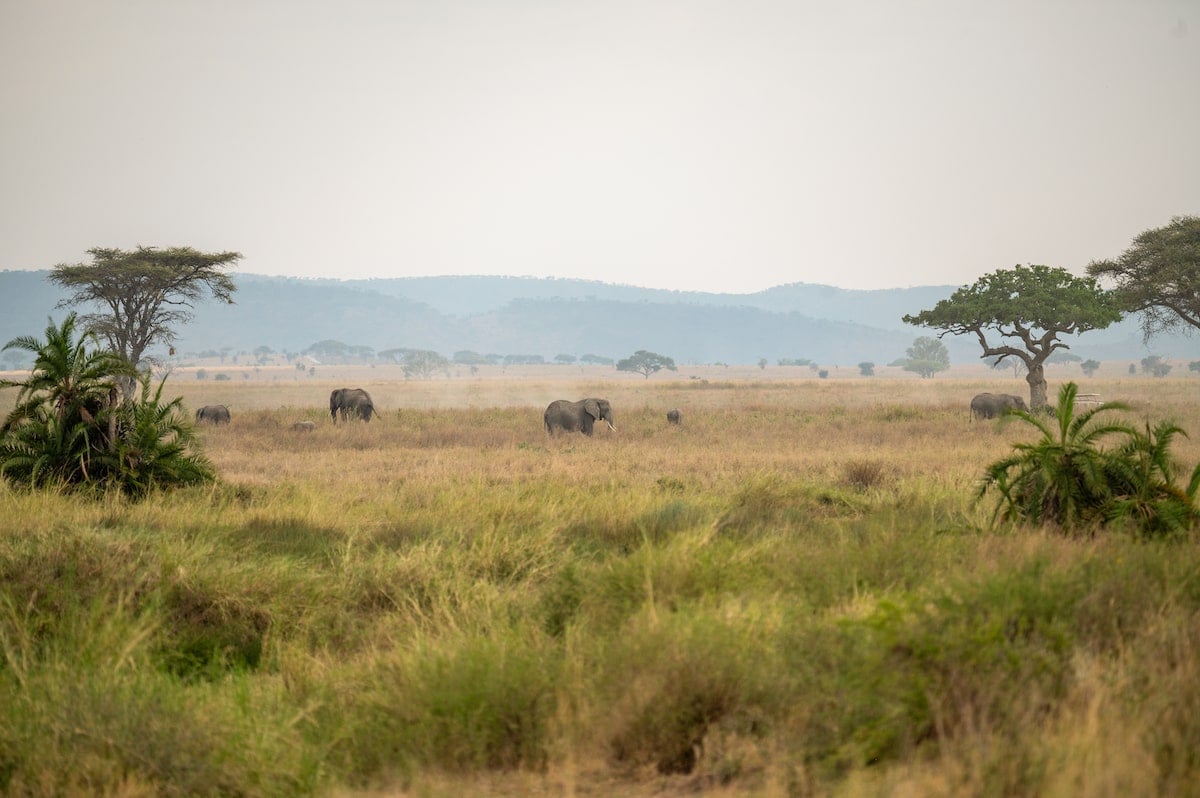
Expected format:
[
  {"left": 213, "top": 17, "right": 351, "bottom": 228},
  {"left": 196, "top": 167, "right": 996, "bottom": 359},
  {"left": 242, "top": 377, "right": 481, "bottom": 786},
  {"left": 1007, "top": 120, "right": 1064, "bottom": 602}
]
[{"left": 2, "top": 1, "right": 1197, "bottom": 294}]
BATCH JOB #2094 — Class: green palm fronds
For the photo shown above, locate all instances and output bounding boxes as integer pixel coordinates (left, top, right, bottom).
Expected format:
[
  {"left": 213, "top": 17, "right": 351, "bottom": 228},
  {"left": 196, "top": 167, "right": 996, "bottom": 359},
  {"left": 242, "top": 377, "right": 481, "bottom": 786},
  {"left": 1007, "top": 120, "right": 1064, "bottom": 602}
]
[
  {"left": 980, "top": 382, "right": 1200, "bottom": 537},
  {"left": 0, "top": 315, "right": 214, "bottom": 496}
]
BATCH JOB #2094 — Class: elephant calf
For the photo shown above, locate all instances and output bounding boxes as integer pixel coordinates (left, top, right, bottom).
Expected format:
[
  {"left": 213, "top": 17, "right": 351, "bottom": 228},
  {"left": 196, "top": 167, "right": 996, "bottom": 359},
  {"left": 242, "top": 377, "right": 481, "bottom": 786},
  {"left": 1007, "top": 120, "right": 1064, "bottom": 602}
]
[
  {"left": 292, "top": 420, "right": 317, "bottom": 432},
  {"left": 970, "top": 392, "right": 1028, "bottom": 420},
  {"left": 195, "top": 404, "right": 231, "bottom": 425},
  {"left": 666, "top": 408, "right": 682, "bottom": 425},
  {"left": 545, "top": 398, "right": 615, "bottom": 436}
]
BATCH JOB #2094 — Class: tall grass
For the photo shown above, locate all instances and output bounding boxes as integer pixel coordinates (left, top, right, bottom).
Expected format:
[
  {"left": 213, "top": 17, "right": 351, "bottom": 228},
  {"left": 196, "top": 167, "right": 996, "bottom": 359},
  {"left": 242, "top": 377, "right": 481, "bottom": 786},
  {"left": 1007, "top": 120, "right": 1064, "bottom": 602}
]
[{"left": 1, "top": 375, "right": 1199, "bottom": 795}]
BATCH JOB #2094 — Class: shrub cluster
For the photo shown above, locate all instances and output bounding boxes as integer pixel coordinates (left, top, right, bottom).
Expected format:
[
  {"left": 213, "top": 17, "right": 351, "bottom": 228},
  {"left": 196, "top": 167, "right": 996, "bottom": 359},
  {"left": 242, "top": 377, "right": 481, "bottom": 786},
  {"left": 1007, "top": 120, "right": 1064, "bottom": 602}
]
[
  {"left": 0, "top": 315, "right": 214, "bottom": 496},
  {"left": 980, "top": 382, "right": 1200, "bottom": 536}
]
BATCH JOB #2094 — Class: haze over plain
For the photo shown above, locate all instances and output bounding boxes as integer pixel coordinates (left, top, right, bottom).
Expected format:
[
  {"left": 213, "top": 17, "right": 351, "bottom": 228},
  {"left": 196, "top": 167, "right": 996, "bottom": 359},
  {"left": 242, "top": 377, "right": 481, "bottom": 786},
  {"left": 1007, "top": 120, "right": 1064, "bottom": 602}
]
[{"left": 1, "top": 1, "right": 1197, "bottom": 294}]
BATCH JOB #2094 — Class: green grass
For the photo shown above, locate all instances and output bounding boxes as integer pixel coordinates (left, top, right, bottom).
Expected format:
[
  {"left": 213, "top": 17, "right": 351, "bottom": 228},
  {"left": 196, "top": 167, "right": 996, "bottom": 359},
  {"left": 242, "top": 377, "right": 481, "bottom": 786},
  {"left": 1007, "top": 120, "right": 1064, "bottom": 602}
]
[{"left": 2, "top": 377, "right": 1200, "bottom": 796}]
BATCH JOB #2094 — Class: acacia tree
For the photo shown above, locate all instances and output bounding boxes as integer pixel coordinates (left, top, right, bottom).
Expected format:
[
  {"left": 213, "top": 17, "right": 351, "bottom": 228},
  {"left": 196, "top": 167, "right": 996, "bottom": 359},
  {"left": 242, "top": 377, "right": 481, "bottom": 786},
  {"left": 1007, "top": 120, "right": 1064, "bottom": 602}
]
[
  {"left": 616, "top": 350, "right": 677, "bottom": 379},
  {"left": 903, "top": 265, "right": 1122, "bottom": 409},
  {"left": 1088, "top": 215, "right": 1200, "bottom": 340},
  {"left": 50, "top": 246, "right": 241, "bottom": 368}
]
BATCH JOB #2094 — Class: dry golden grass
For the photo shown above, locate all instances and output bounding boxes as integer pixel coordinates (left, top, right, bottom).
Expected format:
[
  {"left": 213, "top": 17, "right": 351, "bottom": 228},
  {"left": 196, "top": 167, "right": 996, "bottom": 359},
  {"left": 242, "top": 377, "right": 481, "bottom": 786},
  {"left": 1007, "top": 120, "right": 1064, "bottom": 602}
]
[{"left": 179, "top": 371, "right": 1200, "bottom": 497}]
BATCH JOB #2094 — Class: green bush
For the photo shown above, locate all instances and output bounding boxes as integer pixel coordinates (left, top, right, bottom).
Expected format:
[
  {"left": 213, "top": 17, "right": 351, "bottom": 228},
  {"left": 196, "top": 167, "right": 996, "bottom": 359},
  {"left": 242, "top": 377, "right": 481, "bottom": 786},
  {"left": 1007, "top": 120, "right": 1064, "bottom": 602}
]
[
  {"left": 979, "top": 382, "right": 1200, "bottom": 536},
  {"left": 0, "top": 315, "right": 214, "bottom": 496}
]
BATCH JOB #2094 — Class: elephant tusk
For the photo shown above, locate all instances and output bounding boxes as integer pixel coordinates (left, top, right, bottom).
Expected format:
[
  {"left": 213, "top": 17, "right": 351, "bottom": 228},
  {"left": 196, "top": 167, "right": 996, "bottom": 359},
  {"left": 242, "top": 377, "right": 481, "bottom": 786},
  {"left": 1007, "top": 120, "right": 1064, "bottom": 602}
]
[{"left": 607, "top": 421, "right": 616, "bottom": 432}]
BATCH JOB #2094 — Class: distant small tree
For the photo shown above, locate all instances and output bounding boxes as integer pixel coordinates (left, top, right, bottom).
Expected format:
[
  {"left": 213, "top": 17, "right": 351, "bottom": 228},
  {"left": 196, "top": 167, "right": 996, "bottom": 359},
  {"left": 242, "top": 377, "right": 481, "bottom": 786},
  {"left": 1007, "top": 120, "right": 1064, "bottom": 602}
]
[
  {"left": 304, "top": 340, "right": 352, "bottom": 360},
  {"left": 858, "top": 361, "right": 875, "bottom": 377},
  {"left": 402, "top": 349, "right": 449, "bottom": 380},
  {"left": 777, "top": 358, "right": 813, "bottom": 367},
  {"left": 818, "top": 369, "right": 829, "bottom": 379},
  {"left": 758, "top": 358, "right": 768, "bottom": 371},
  {"left": 1189, "top": 361, "right": 1200, "bottom": 375},
  {"left": 1081, "top": 359, "right": 1101, "bottom": 378},
  {"left": 1129, "top": 363, "right": 1137, "bottom": 375},
  {"left": 1049, "top": 351, "right": 1083, "bottom": 365},
  {"left": 990, "top": 356, "right": 1026, "bottom": 379},
  {"left": 902, "top": 337, "right": 950, "bottom": 378},
  {"left": 453, "top": 350, "right": 489, "bottom": 365},
  {"left": 1141, "top": 355, "right": 1172, "bottom": 378},
  {"left": 616, "top": 350, "right": 677, "bottom": 379},
  {"left": 554, "top": 354, "right": 577, "bottom": 365},
  {"left": 580, "top": 354, "right": 615, "bottom": 365},
  {"left": 503, "top": 354, "right": 545, "bottom": 366}
]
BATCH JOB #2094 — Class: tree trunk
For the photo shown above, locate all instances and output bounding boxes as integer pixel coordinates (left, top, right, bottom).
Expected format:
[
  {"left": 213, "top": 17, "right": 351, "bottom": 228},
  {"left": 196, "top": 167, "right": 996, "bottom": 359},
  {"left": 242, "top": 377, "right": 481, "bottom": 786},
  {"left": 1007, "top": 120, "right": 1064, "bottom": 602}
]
[{"left": 1026, "top": 363, "right": 1048, "bottom": 409}]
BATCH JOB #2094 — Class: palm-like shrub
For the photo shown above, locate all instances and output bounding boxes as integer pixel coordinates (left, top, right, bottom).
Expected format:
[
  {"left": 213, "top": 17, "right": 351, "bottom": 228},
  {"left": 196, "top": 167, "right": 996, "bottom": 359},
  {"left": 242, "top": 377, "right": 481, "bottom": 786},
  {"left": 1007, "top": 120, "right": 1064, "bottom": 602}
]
[
  {"left": 0, "top": 315, "right": 214, "bottom": 495},
  {"left": 1, "top": 314, "right": 132, "bottom": 431},
  {"left": 91, "top": 373, "right": 215, "bottom": 497},
  {"left": 980, "top": 382, "right": 1200, "bottom": 536},
  {"left": 1103, "top": 420, "right": 1200, "bottom": 536}
]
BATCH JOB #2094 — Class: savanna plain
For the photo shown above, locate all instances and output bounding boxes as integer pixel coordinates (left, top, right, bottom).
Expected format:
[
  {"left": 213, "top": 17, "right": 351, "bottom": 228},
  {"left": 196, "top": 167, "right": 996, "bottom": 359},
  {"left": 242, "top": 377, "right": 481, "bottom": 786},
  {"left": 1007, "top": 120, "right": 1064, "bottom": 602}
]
[{"left": 3, "top": 365, "right": 1200, "bottom": 797}]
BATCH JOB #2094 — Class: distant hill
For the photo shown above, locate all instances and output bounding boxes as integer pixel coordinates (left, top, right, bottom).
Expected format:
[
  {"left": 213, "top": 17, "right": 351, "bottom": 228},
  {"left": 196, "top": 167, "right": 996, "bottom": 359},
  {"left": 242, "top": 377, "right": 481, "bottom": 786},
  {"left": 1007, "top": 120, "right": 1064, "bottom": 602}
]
[{"left": 1, "top": 270, "right": 1193, "bottom": 367}]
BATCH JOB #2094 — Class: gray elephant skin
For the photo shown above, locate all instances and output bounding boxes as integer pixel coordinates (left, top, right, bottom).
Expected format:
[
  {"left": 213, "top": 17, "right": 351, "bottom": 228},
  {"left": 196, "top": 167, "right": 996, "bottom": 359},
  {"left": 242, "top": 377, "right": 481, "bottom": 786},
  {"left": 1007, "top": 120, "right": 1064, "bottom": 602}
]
[
  {"left": 330, "top": 388, "right": 377, "bottom": 422},
  {"left": 666, "top": 408, "right": 682, "bottom": 425},
  {"left": 195, "top": 404, "right": 231, "bottom": 425},
  {"left": 970, "top": 392, "right": 1028, "bottom": 420},
  {"left": 292, "top": 420, "right": 317, "bottom": 432},
  {"left": 544, "top": 398, "right": 615, "bottom": 436}
]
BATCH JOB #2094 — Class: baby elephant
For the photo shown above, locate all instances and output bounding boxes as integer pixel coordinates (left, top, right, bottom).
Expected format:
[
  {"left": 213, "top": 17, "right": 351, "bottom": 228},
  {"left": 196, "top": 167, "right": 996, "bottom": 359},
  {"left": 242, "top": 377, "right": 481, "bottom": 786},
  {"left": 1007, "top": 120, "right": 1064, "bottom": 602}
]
[
  {"left": 195, "top": 404, "right": 231, "bottom": 425},
  {"left": 666, "top": 408, "right": 682, "bottom": 425},
  {"left": 292, "top": 420, "right": 317, "bottom": 432},
  {"left": 970, "top": 392, "right": 1028, "bottom": 420}
]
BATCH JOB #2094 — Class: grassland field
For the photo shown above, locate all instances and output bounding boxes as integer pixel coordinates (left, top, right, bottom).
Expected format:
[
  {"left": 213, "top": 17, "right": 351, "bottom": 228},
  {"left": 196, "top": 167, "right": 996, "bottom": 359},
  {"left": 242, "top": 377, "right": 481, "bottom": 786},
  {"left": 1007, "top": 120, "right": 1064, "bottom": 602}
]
[{"left": 2, "top": 365, "right": 1200, "bottom": 797}]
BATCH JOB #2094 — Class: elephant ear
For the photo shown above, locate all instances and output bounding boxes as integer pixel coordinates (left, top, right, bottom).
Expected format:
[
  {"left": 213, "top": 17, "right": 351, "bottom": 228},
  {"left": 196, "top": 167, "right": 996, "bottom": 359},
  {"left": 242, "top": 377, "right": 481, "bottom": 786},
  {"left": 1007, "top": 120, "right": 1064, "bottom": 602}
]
[{"left": 583, "top": 398, "right": 601, "bottom": 419}]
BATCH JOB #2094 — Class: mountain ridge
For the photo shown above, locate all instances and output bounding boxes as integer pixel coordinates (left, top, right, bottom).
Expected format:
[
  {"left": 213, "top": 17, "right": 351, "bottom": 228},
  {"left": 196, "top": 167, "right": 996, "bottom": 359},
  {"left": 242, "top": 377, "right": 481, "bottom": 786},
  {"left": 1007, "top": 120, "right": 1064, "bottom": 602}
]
[{"left": 0, "top": 270, "right": 1191, "bottom": 367}]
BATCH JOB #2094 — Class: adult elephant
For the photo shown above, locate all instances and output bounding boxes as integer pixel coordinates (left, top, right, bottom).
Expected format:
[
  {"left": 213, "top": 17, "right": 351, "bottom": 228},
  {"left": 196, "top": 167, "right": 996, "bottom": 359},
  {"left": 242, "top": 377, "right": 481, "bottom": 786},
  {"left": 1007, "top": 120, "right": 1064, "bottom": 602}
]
[
  {"left": 970, "top": 392, "right": 1028, "bottom": 420},
  {"left": 330, "top": 388, "right": 377, "bottom": 422},
  {"left": 195, "top": 404, "right": 231, "bottom": 425},
  {"left": 666, "top": 408, "right": 682, "bottom": 425},
  {"left": 544, "top": 398, "right": 615, "bottom": 436}
]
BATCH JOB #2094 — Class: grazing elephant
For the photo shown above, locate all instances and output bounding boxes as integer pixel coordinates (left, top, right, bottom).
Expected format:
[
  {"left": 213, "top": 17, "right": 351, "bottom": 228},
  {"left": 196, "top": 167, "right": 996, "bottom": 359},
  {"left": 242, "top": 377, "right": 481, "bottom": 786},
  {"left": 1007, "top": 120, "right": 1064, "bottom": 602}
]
[
  {"left": 195, "top": 404, "right": 231, "bottom": 425},
  {"left": 330, "top": 388, "right": 377, "bottom": 422},
  {"left": 292, "top": 420, "right": 317, "bottom": 432},
  {"left": 666, "top": 408, "right": 682, "bottom": 425},
  {"left": 544, "top": 398, "right": 615, "bottom": 436},
  {"left": 970, "top": 392, "right": 1028, "bottom": 420}
]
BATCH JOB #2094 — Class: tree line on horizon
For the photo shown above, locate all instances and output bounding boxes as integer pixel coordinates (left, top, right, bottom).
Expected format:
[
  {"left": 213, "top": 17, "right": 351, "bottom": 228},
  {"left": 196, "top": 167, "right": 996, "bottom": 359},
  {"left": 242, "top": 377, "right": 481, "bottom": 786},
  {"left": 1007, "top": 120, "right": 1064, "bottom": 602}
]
[{"left": 3, "top": 215, "right": 1199, "bottom": 407}]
